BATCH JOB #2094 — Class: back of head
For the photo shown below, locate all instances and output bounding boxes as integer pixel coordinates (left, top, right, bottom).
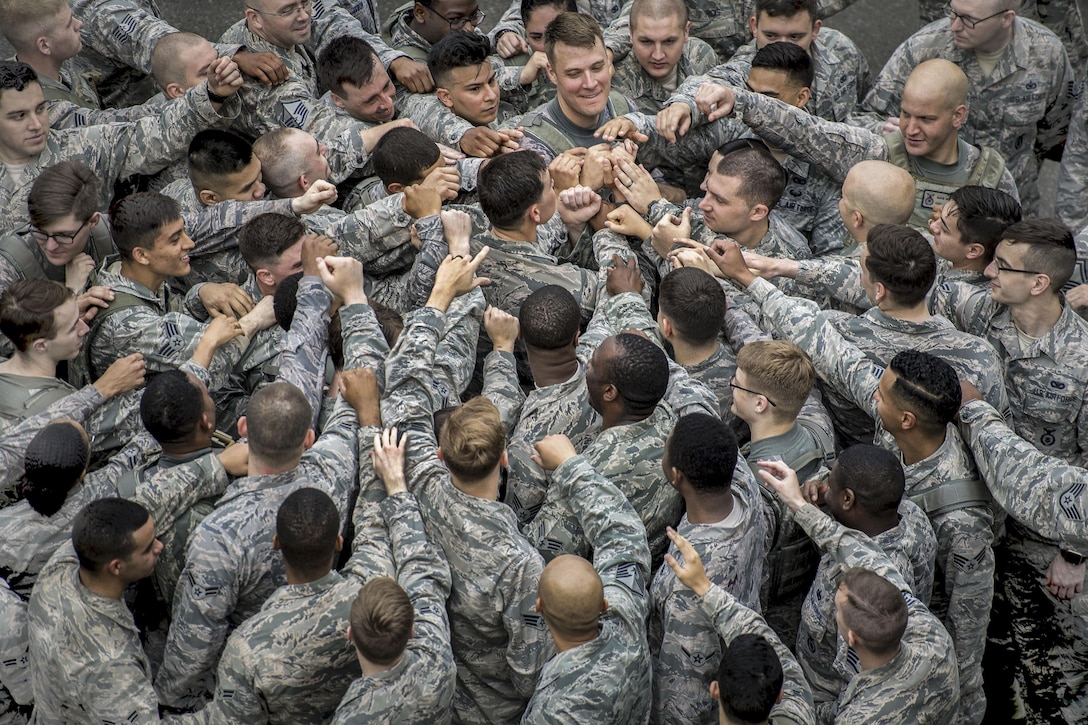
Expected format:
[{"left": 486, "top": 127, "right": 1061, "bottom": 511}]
[
  {"left": 276, "top": 487, "right": 340, "bottom": 576},
  {"left": 350, "top": 576, "right": 414, "bottom": 665},
  {"left": 630, "top": 0, "right": 688, "bottom": 27},
  {"left": 754, "top": 0, "right": 818, "bottom": 19},
  {"left": 538, "top": 554, "right": 604, "bottom": 639},
  {"left": 239, "top": 212, "right": 306, "bottom": 272},
  {"left": 610, "top": 332, "right": 669, "bottom": 416},
  {"left": 0, "top": 0, "right": 67, "bottom": 53},
  {"left": 844, "top": 160, "right": 915, "bottom": 227},
  {"left": 751, "top": 41, "right": 814, "bottom": 89},
  {"left": 371, "top": 127, "right": 441, "bottom": 189},
  {"left": 716, "top": 146, "right": 788, "bottom": 210},
  {"left": 666, "top": 413, "right": 738, "bottom": 493},
  {"left": 28, "top": 160, "right": 100, "bottom": 228},
  {"left": 1004, "top": 218, "right": 1076, "bottom": 292},
  {"left": 657, "top": 267, "right": 726, "bottom": 345},
  {"left": 519, "top": 285, "right": 581, "bottom": 349},
  {"left": 151, "top": 32, "right": 213, "bottom": 90},
  {"left": 245, "top": 382, "right": 313, "bottom": 468},
  {"left": 187, "top": 129, "right": 254, "bottom": 193},
  {"left": 22, "top": 420, "right": 88, "bottom": 517},
  {"left": 478, "top": 150, "right": 547, "bottom": 229},
  {"left": 735, "top": 339, "right": 814, "bottom": 420},
  {"left": 0, "top": 61, "right": 39, "bottom": 103},
  {"left": 544, "top": 11, "right": 603, "bottom": 61},
  {"left": 888, "top": 349, "right": 962, "bottom": 432},
  {"left": 948, "top": 186, "right": 1021, "bottom": 259},
  {"left": 834, "top": 444, "right": 904, "bottom": 517},
  {"left": 316, "top": 35, "right": 379, "bottom": 97},
  {"left": 717, "top": 633, "right": 784, "bottom": 724},
  {"left": 838, "top": 568, "right": 908, "bottom": 657},
  {"left": 71, "top": 497, "right": 150, "bottom": 572},
  {"left": 864, "top": 224, "right": 936, "bottom": 307},
  {"left": 140, "top": 370, "right": 206, "bottom": 445},
  {"left": 110, "top": 192, "right": 181, "bottom": 261},
  {"left": 427, "top": 30, "right": 492, "bottom": 88},
  {"left": 0, "top": 278, "right": 71, "bottom": 352},
  {"left": 253, "top": 127, "right": 305, "bottom": 198},
  {"left": 438, "top": 396, "right": 506, "bottom": 481}
]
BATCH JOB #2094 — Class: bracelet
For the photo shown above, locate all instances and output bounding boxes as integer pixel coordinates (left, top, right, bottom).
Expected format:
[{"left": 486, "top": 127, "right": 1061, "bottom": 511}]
[{"left": 206, "top": 88, "right": 230, "bottom": 104}]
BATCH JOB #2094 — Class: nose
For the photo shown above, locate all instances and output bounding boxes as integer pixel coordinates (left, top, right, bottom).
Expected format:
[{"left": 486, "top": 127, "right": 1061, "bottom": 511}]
[
  {"left": 983, "top": 260, "right": 997, "bottom": 279},
  {"left": 77, "top": 319, "right": 89, "bottom": 337},
  {"left": 182, "top": 233, "right": 195, "bottom": 251},
  {"left": 950, "top": 14, "right": 965, "bottom": 31},
  {"left": 319, "top": 142, "right": 328, "bottom": 156},
  {"left": 254, "top": 181, "right": 267, "bottom": 199},
  {"left": 651, "top": 43, "right": 665, "bottom": 60}
]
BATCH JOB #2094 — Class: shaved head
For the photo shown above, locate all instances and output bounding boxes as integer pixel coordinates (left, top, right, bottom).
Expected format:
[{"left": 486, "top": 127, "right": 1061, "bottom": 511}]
[
  {"left": 904, "top": 59, "right": 968, "bottom": 111},
  {"left": 843, "top": 160, "right": 916, "bottom": 226},
  {"left": 538, "top": 555, "right": 605, "bottom": 638}
]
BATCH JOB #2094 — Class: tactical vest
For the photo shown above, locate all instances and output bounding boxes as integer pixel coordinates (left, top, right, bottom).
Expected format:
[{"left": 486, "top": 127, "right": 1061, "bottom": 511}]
[
  {"left": 908, "top": 476, "right": 993, "bottom": 519},
  {"left": 0, "top": 374, "right": 73, "bottom": 421},
  {"left": 0, "top": 223, "right": 115, "bottom": 284},
  {"left": 884, "top": 132, "right": 1008, "bottom": 231},
  {"left": 519, "top": 91, "right": 639, "bottom": 157},
  {"left": 72, "top": 291, "right": 155, "bottom": 386}
]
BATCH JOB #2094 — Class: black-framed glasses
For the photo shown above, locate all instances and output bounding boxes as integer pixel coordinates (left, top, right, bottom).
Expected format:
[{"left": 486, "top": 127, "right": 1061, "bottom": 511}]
[
  {"left": 993, "top": 260, "right": 1043, "bottom": 275},
  {"left": 945, "top": 4, "right": 1009, "bottom": 29},
  {"left": 247, "top": 0, "right": 313, "bottom": 19},
  {"left": 30, "top": 219, "right": 90, "bottom": 246},
  {"left": 729, "top": 378, "right": 777, "bottom": 407},
  {"left": 421, "top": 4, "right": 485, "bottom": 30}
]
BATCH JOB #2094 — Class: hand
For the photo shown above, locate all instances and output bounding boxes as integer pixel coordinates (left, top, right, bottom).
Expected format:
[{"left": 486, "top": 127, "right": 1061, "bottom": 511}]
[
  {"left": 743, "top": 250, "right": 798, "bottom": 280},
  {"left": 605, "top": 204, "right": 653, "bottom": 239},
  {"left": 238, "top": 294, "right": 277, "bottom": 336},
  {"left": 389, "top": 57, "right": 433, "bottom": 93},
  {"left": 484, "top": 305, "right": 519, "bottom": 353},
  {"left": 606, "top": 254, "right": 644, "bottom": 296},
  {"left": 92, "top": 353, "right": 146, "bottom": 398},
  {"left": 497, "top": 128, "right": 524, "bottom": 153},
  {"left": 436, "top": 142, "right": 466, "bottom": 164},
  {"left": 519, "top": 51, "right": 549, "bottom": 86},
  {"left": 291, "top": 179, "right": 337, "bottom": 215},
  {"left": 316, "top": 256, "right": 367, "bottom": 306},
  {"left": 427, "top": 247, "right": 491, "bottom": 311},
  {"left": 664, "top": 527, "right": 712, "bottom": 595},
  {"left": 694, "top": 83, "right": 735, "bottom": 123},
  {"left": 341, "top": 367, "right": 382, "bottom": 426},
  {"left": 706, "top": 239, "right": 757, "bottom": 287},
  {"left": 801, "top": 478, "right": 828, "bottom": 506},
  {"left": 549, "top": 151, "right": 585, "bottom": 193},
  {"left": 65, "top": 253, "right": 95, "bottom": 292},
  {"left": 558, "top": 185, "right": 603, "bottom": 227},
  {"left": 371, "top": 427, "right": 408, "bottom": 494},
  {"left": 1047, "top": 552, "right": 1086, "bottom": 600},
  {"left": 650, "top": 206, "right": 692, "bottom": 258},
  {"left": 207, "top": 55, "right": 243, "bottom": 99},
  {"left": 440, "top": 208, "right": 473, "bottom": 257},
  {"left": 420, "top": 163, "right": 461, "bottom": 202},
  {"left": 594, "top": 117, "right": 649, "bottom": 143},
  {"left": 217, "top": 442, "right": 249, "bottom": 477},
  {"left": 531, "top": 433, "right": 577, "bottom": 470},
  {"left": 199, "top": 283, "right": 255, "bottom": 318},
  {"left": 668, "top": 242, "right": 721, "bottom": 277},
  {"left": 882, "top": 116, "right": 902, "bottom": 135},
  {"left": 233, "top": 49, "right": 288, "bottom": 85},
  {"left": 1067, "top": 283, "right": 1088, "bottom": 310},
  {"left": 460, "top": 126, "right": 507, "bottom": 157},
  {"left": 200, "top": 314, "right": 245, "bottom": 349},
  {"left": 496, "top": 30, "right": 529, "bottom": 58},
  {"left": 611, "top": 156, "right": 658, "bottom": 215},
  {"left": 580, "top": 143, "right": 614, "bottom": 191},
  {"left": 656, "top": 102, "right": 692, "bottom": 143},
  {"left": 403, "top": 183, "right": 444, "bottom": 219},
  {"left": 359, "top": 117, "right": 418, "bottom": 152},
  {"left": 300, "top": 233, "right": 338, "bottom": 277},
  {"left": 756, "top": 459, "right": 806, "bottom": 512},
  {"left": 76, "top": 285, "right": 113, "bottom": 322}
]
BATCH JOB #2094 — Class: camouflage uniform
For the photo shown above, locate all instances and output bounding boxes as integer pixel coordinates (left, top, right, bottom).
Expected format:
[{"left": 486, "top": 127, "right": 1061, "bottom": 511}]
[
  {"left": 940, "top": 290, "right": 1088, "bottom": 468},
  {"left": 610, "top": 37, "right": 719, "bottom": 115},
  {"left": 1056, "top": 85, "right": 1088, "bottom": 233},
  {"left": 513, "top": 94, "right": 641, "bottom": 165},
  {"left": 304, "top": 193, "right": 418, "bottom": 276},
  {"left": 694, "top": 582, "right": 816, "bottom": 725},
  {"left": 29, "top": 57, "right": 102, "bottom": 110},
  {"left": 648, "top": 461, "right": 766, "bottom": 725},
  {"left": 858, "top": 17, "right": 1078, "bottom": 215},
  {"left": 602, "top": 0, "right": 752, "bottom": 62},
  {"left": 380, "top": 303, "right": 552, "bottom": 725},
  {"left": 520, "top": 454, "right": 653, "bottom": 725},
  {"left": 719, "top": 87, "right": 1020, "bottom": 231},
  {"left": 670, "top": 27, "right": 870, "bottom": 123},
  {"left": 0, "top": 577, "right": 30, "bottom": 725},
  {"left": 959, "top": 399, "right": 1088, "bottom": 725},
  {"left": 0, "top": 83, "right": 236, "bottom": 232}
]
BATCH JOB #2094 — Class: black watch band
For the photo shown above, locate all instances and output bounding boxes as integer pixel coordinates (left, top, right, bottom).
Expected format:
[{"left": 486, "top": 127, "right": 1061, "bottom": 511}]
[
  {"left": 206, "top": 88, "right": 230, "bottom": 104},
  {"left": 1060, "top": 549, "right": 1085, "bottom": 565}
]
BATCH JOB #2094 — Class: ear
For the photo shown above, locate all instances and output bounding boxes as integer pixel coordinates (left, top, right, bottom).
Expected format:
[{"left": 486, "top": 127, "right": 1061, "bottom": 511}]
[
  {"left": 749, "top": 202, "right": 770, "bottom": 223},
  {"left": 130, "top": 245, "right": 153, "bottom": 267},
  {"left": 335, "top": 534, "right": 344, "bottom": 552},
  {"left": 245, "top": 7, "right": 263, "bottom": 31},
  {"left": 272, "top": 533, "right": 281, "bottom": 551},
  {"left": 302, "top": 428, "right": 316, "bottom": 450},
  {"left": 709, "top": 680, "right": 720, "bottom": 702},
  {"left": 198, "top": 189, "right": 220, "bottom": 207},
  {"left": 107, "top": 558, "right": 124, "bottom": 577},
  {"left": 256, "top": 268, "right": 277, "bottom": 289},
  {"left": 845, "top": 628, "right": 858, "bottom": 649},
  {"left": 436, "top": 87, "right": 455, "bottom": 110},
  {"left": 345, "top": 624, "right": 353, "bottom": 641},
  {"left": 602, "top": 382, "right": 619, "bottom": 403},
  {"left": 237, "top": 416, "right": 248, "bottom": 438},
  {"left": 165, "top": 82, "right": 187, "bottom": 99},
  {"left": 412, "top": 2, "right": 428, "bottom": 24},
  {"left": 528, "top": 203, "right": 543, "bottom": 224},
  {"left": 841, "top": 487, "right": 856, "bottom": 511},
  {"left": 952, "top": 104, "right": 968, "bottom": 129},
  {"left": 900, "top": 409, "right": 918, "bottom": 431},
  {"left": 811, "top": 18, "right": 822, "bottom": 37},
  {"left": 1031, "top": 273, "right": 1053, "bottom": 297},
  {"left": 682, "top": 21, "right": 690, "bottom": 42},
  {"left": 199, "top": 411, "right": 214, "bottom": 433},
  {"left": 600, "top": 596, "right": 609, "bottom": 613},
  {"left": 963, "top": 242, "right": 986, "bottom": 261},
  {"left": 386, "top": 182, "right": 405, "bottom": 195},
  {"left": 796, "top": 86, "right": 811, "bottom": 108},
  {"left": 501, "top": 450, "right": 509, "bottom": 468},
  {"left": 658, "top": 314, "right": 674, "bottom": 339},
  {"left": 37, "top": 36, "right": 52, "bottom": 56},
  {"left": 534, "top": 595, "right": 543, "bottom": 613},
  {"left": 748, "top": 14, "right": 758, "bottom": 38},
  {"left": 545, "top": 60, "right": 557, "bottom": 85},
  {"left": 330, "top": 92, "right": 347, "bottom": 111},
  {"left": 436, "top": 447, "right": 445, "bottom": 462},
  {"left": 298, "top": 173, "right": 313, "bottom": 192},
  {"left": 88, "top": 211, "right": 102, "bottom": 232}
]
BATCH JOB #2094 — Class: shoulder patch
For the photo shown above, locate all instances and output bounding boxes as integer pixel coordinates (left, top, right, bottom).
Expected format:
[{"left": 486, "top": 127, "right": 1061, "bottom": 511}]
[{"left": 1060, "top": 483, "right": 1086, "bottom": 522}]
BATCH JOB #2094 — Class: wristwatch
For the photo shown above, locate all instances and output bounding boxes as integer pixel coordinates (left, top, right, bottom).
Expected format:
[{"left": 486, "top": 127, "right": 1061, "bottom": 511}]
[{"left": 1060, "top": 549, "right": 1085, "bottom": 565}]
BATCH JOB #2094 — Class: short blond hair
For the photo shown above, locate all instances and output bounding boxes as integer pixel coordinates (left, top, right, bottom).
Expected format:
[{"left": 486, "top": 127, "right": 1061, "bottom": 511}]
[
  {"left": 736, "top": 340, "right": 814, "bottom": 420},
  {"left": 439, "top": 397, "right": 506, "bottom": 481},
  {"left": 0, "top": 0, "right": 67, "bottom": 51}
]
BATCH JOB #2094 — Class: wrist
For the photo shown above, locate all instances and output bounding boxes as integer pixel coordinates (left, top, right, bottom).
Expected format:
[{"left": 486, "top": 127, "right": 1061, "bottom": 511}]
[
  {"left": 692, "top": 579, "right": 711, "bottom": 598},
  {"left": 1061, "top": 549, "right": 1086, "bottom": 565},
  {"left": 206, "top": 86, "right": 229, "bottom": 104},
  {"left": 426, "top": 291, "right": 455, "bottom": 312}
]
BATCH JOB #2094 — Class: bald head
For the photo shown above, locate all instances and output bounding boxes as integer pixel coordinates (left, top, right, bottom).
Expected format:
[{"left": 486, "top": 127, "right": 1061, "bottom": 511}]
[
  {"left": 538, "top": 555, "right": 605, "bottom": 639},
  {"left": 151, "top": 32, "right": 218, "bottom": 98},
  {"left": 904, "top": 59, "right": 968, "bottom": 111},
  {"left": 842, "top": 160, "right": 916, "bottom": 235}
]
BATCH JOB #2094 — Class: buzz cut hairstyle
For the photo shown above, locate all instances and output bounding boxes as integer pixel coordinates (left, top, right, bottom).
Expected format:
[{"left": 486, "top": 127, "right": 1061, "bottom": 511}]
[
  {"left": 735, "top": 339, "right": 815, "bottom": 420},
  {"left": 544, "top": 11, "right": 604, "bottom": 61},
  {"left": 715, "top": 145, "right": 788, "bottom": 210},
  {"left": 371, "top": 127, "right": 442, "bottom": 188},
  {"left": 630, "top": 0, "right": 688, "bottom": 28},
  {"left": 427, "top": 31, "right": 493, "bottom": 88},
  {"left": 316, "top": 34, "right": 380, "bottom": 97},
  {"left": 151, "top": 32, "right": 213, "bottom": 90},
  {"left": 0, "top": 0, "right": 68, "bottom": 52},
  {"left": 754, "top": 0, "right": 818, "bottom": 20}
]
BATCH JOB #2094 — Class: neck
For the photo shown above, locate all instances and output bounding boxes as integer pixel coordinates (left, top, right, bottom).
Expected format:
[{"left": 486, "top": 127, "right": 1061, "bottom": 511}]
[
  {"left": 952, "top": 256, "right": 988, "bottom": 272},
  {"left": 668, "top": 337, "right": 718, "bottom": 366},
  {"left": 875, "top": 299, "right": 932, "bottom": 323},
  {"left": 120, "top": 260, "right": 166, "bottom": 295},
  {"left": 851, "top": 512, "right": 899, "bottom": 538},
  {"left": 0, "top": 352, "right": 59, "bottom": 378},
  {"left": 684, "top": 490, "right": 735, "bottom": 525},
  {"left": 359, "top": 653, "right": 401, "bottom": 677},
  {"left": 925, "top": 136, "right": 960, "bottom": 166},
  {"left": 15, "top": 51, "right": 64, "bottom": 82},
  {"left": 549, "top": 626, "right": 599, "bottom": 653},
  {"left": 857, "top": 644, "right": 898, "bottom": 672},
  {"left": 527, "top": 349, "right": 579, "bottom": 388},
  {"left": 490, "top": 223, "right": 537, "bottom": 243},
  {"left": 557, "top": 95, "right": 600, "bottom": 129},
  {"left": 732, "top": 219, "right": 770, "bottom": 249},
  {"left": 974, "top": 25, "right": 1014, "bottom": 55},
  {"left": 893, "top": 427, "right": 945, "bottom": 466},
  {"left": 1010, "top": 295, "right": 1063, "bottom": 338},
  {"left": 284, "top": 563, "right": 331, "bottom": 586},
  {"left": 451, "top": 470, "right": 501, "bottom": 501},
  {"left": 747, "top": 416, "right": 796, "bottom": 443},
  {"left": 601, "top": 406, "right": 651, "bottom": 431},
  {"left": 160, "top": 437, "right": 213, "bottom": 458},
  {"left": 248, "top": 455, "right": 300, "bottom": 476},
  {"left": 78, "top": 568, "right": 125, "bottom": 600}
]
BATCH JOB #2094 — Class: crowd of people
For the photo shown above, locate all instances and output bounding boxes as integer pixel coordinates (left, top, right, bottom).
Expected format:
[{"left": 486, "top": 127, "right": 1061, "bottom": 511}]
[{"left": 0, "top": 0, "right": 1087, "bottom": 722}]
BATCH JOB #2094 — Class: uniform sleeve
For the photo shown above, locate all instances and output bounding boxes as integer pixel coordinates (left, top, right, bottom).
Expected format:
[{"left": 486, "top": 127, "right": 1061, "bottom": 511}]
[
  {"left": 135, "top": 453, "right": 230, "bottom": 535},
  {"left": 500, "top": 552, "right": 550, "bottom": 700},
  {"left": 856, "top": 37, "right": 915, "bottom": 128},
  {"left": 203, "top": 635, "right": 269, "bottom": 725},
  {"left": 794, "top": 257, "right": 868, "bottom": 309},
  {"left": 1036, "top": 45, "right": 1078, "bottom": 157},
  {"left": 277, "top": 276, "right": 334, "bottom": 429},
  {"left": 76, "top": 651, "right": 163, "bottom": 724},
  {"left": 1056, "top": 91, "right": 1088, "bottom": 232},
  {"left": 183, "top": 198, "right": 296, "bottom": 257},
  {"left": 396, "top": 91, "right": 474, "bottom": 149},
  {"left": 0, "top": 578, "right": 30, "bottom": 706},
  {"left": 482, "top": 350, "right": 525, "bottom": 433},
  {"left": 71, "top": 0, "right": 178, "bottom": 73}
]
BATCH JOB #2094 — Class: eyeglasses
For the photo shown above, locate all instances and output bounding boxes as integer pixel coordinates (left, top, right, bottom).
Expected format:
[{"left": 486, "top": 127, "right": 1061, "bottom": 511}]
[
  {"left": 247, "top": 0, "right": 312, "bottom": 19},
  {"left": 729, "top": 378, "right": 777, "bottom": 407},
  {"left": 420, "top": 4, "right": 486, "bottom": 30},
  {"left": 993, "top": 260, "right": 1042, "bottom": 275},
  {"left": 945, "top": 4, "right": 1009, "bottom": 29},
  {"left": 30, "top": 219, "right": 90, "bottom": 246}
]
